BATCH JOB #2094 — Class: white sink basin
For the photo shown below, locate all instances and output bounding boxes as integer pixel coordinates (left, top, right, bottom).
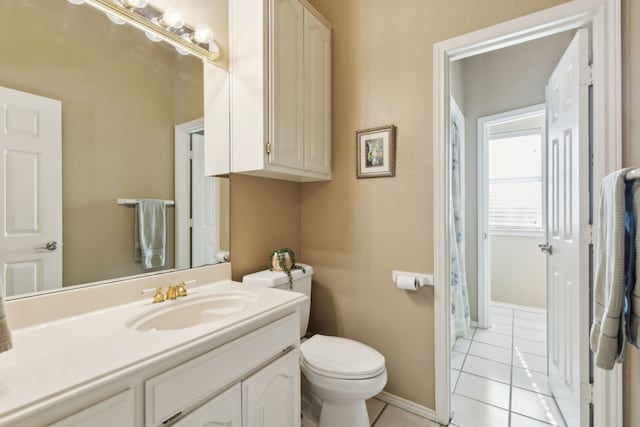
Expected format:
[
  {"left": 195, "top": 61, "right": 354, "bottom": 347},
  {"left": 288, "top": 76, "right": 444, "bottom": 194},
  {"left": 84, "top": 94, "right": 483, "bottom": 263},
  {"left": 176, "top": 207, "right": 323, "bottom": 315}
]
[{"left": 127, "top": 291, "right": 259, "bottom": 332}]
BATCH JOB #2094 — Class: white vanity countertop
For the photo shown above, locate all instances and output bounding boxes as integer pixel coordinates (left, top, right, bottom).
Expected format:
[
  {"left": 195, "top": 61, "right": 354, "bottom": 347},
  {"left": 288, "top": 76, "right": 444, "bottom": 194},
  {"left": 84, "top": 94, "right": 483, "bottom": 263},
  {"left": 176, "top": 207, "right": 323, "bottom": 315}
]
[{"left": 0, "top": 280, "right": 305, "bottom": 423}]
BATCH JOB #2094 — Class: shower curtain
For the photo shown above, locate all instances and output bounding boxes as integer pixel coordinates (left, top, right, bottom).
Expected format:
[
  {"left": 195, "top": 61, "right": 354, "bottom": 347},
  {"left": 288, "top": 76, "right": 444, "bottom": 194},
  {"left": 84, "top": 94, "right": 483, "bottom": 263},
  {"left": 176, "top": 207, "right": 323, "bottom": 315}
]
[{"left": 450, "top": 120, "right": 471, "bottom": 341}]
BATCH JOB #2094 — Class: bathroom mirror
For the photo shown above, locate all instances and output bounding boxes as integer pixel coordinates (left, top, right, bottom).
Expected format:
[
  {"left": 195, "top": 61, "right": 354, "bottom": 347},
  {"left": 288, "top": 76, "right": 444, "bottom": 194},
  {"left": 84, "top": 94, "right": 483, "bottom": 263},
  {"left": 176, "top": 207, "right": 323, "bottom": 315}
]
[{"left": 0, "top": 0, "right": 230, "bottom": 298}]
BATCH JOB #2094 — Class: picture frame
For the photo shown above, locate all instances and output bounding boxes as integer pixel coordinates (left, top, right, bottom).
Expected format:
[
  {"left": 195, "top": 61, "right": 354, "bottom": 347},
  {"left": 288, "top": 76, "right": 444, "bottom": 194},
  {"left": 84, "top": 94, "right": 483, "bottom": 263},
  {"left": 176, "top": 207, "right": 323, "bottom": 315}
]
[{"left": 356, "top": 125, "right": 396, "bottom": 178}]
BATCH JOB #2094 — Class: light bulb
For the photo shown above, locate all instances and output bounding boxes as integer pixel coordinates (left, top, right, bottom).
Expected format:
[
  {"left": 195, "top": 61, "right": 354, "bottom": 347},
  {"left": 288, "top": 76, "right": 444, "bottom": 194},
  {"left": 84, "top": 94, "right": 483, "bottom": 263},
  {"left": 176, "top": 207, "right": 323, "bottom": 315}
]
[
  {"left": 161, "top": 7, "right": 184, "bottom": 29},
  {"left": 145, "top": 31, "right": 162, "bottom": 42},
  {"left": 106, "top": 12, "right": 126, "bottom": 25},
  {"left": 175, "top": 45, "right": 190, "bottom": 56},
  {"left": 67, "top": 0, "right": 85, "bottom": 4},
  {"left": 193, "top": 25, "right": 214, "bottom": 44},
  {"left": 122, "top": 0, "right": 148, "bottom": 8}
]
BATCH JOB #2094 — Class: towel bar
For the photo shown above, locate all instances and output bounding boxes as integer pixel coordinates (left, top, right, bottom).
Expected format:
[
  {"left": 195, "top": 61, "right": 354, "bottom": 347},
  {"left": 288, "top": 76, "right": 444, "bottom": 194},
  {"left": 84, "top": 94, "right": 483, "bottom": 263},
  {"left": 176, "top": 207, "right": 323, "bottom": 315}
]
[{"left": 117, "top": 199, "right": 175, "bottom": 206}]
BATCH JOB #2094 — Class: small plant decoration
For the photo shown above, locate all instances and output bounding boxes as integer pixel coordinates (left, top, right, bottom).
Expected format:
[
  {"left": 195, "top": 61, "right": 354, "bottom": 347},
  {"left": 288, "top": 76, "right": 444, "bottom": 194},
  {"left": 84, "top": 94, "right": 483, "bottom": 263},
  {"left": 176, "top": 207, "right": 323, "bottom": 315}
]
[{"left": 269, "top": 248, "right": 305, "bottom": 289}]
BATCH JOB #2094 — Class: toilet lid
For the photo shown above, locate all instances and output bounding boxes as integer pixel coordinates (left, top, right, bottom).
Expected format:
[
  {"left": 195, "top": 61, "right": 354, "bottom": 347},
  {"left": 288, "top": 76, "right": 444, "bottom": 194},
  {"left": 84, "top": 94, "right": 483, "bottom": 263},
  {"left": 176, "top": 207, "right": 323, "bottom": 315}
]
[{"left": 300, "top": 335, "right": 386, "bottom": 380}]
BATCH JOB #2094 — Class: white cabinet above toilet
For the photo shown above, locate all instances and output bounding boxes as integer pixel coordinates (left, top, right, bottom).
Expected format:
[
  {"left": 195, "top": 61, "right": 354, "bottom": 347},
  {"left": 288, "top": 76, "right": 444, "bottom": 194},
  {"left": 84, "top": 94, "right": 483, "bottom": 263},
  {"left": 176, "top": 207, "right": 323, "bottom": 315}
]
[{"left": 229, "top": 0, "right": 332, "bottom": 182}]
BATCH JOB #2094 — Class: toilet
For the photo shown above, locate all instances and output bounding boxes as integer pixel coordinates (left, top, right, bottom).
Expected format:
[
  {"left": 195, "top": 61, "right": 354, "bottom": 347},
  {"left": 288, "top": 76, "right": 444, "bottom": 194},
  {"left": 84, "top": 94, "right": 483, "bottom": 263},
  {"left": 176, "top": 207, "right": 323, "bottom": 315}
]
[{"left": 242, "top": 264, "right": 387, "bottom": 427}]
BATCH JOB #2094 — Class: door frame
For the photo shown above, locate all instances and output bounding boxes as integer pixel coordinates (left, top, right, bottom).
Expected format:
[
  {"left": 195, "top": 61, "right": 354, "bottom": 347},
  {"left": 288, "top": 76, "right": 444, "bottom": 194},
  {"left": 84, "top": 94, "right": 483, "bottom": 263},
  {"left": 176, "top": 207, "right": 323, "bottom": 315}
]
[
  {"left": 433, "top": 0, "right": 622, "bottom": 425},
  {"left": 175, "top": 118, "right": 205, "bottom": 270},
  {"left": 476, "top": 104, "right": 547, "bottom": 330}
]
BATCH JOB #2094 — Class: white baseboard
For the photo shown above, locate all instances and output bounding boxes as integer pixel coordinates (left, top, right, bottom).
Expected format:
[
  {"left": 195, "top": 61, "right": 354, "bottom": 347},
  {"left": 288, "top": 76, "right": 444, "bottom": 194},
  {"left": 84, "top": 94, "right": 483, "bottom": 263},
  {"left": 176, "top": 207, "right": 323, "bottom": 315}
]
[
  {"left": 470, "top": 320, "right": 479, "bottom": 328},
  {"left": 490, "top": 300, "right": 546, "bottom": 314},
  {"left": 375, "top": 391, "right": 438, "bottom": 423}
]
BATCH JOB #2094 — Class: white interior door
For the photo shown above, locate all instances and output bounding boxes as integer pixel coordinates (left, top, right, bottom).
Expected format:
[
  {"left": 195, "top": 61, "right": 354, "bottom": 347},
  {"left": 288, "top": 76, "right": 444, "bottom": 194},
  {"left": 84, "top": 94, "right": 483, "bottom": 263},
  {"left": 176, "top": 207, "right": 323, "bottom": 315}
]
[
  {"left": 0, "top": 86, "right": 62, "bottom": 296},
  {"left": 545, "top": 28, "right": 590, "bottom": 427},
  {"left": 191, "top": 133, "right": 219, "bottom": 266}
]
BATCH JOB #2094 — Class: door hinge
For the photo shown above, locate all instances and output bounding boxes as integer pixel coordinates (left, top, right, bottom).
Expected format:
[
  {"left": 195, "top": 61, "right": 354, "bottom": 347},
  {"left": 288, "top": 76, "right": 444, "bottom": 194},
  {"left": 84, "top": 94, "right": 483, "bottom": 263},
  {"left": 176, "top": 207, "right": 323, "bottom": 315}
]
[
  {"left": 581, "top": 382, "right": 594, "bottom": 404},
  {"left": 188, "top": 150, "right": 194, "bottom": 160},
  {"left": 581, "top": 64, "right": 594, "bottom": 87},
  {"left": 188, "top": 218, "right": 193, "bottom": 228},
  {"left": 265, "top": 142, "right": 272, "bottom": 155}
]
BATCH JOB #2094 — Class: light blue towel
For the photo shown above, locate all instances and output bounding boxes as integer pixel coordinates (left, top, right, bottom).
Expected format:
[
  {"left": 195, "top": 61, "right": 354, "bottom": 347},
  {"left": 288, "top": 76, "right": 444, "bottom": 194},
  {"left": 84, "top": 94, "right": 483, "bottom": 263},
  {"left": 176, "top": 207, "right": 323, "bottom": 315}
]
[{"left": 134, "top": 199, "right": 166, "bottom": 270}]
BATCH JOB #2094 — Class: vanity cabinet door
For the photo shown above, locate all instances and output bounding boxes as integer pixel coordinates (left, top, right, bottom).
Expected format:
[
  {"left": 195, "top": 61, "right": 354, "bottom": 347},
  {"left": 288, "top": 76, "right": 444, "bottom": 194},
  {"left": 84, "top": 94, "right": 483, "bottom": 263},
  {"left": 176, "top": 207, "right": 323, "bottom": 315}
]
[
  {"left": 48, "top": 389, "right": 134, "bottom": 427},
  {"left": 242, "top": 349, "right": 300, "bottom": 427},
  {"left": 173, "top": 384, "right": 241, "bottom": 427}
]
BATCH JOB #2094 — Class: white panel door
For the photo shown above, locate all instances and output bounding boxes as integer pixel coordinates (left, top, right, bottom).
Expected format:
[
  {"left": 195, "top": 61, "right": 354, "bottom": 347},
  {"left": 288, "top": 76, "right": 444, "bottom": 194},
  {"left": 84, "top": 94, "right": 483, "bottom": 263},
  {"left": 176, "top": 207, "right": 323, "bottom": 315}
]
[
  {"left": 303, "top": 8, "right": 331, "bottom": 174},
  {"left": 173, "top": 384, "right": 241, "bottom": 427},
  {"left": 242, "top": 350, "right": 300, "bottom": 427},
  {"left": 192, "top": 133, "right": 219, "bottom": 267},
  {"left": 0, "top": 86, "right": 62, "bottom": 296},
  {"left": 269, "top": 0, "right": 304, "bottom": 170},
  {"left": 545, "top": 29, "right": 590, "bottom": 427}
]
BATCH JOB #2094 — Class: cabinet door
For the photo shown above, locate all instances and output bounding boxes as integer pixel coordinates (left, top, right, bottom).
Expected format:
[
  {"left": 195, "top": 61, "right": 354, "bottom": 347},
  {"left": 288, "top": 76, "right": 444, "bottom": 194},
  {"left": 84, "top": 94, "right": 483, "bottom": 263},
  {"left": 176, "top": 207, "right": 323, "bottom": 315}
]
[
  {"left": 269, "top": 0, "right": 304, "bottom": 170},
  {"left": 242, "top": 350, "right": 301, "bottom": 427},
  {"left": 173, "top": 384, "right": 241, "bottom": 427},
  {"left": 303, "top": 9, "right": 331, "bottom": 175},
  {"left": 49, "top": 389, "right": 134, "bottom": 427}
]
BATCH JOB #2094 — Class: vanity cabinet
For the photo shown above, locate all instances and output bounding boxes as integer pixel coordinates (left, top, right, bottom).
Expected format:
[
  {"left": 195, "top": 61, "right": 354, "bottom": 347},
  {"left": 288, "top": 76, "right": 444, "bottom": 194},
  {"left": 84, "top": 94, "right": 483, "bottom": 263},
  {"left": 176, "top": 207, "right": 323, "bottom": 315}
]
[
  {"left": 174, "top": 350, "right": 300, "bottom": 427},
  {"left": 229, "top": 0, "right": 332, "bottom": 182},
  {"left": 173, "top": 384, "right": 241, "bottom": 427},
  {"left": 243, "top": 350, "right": 300, "bottom": 427},
  {"left": 12, "top": 313, "right": 300, "bottom": 427},
  {"left": 144, "top": 314, "right": 299, "bottom": 427},
  {"left": 48, "top": 390, "right": 135, "bottom": 427}
]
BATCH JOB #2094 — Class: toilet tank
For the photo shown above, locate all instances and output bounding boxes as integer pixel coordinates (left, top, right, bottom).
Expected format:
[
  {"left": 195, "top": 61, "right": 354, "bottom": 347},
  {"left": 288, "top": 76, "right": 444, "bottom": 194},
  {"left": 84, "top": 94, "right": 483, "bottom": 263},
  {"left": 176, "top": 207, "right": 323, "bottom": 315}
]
[{"left": 242, "top": 264, "right": 313, "bottom": 337}]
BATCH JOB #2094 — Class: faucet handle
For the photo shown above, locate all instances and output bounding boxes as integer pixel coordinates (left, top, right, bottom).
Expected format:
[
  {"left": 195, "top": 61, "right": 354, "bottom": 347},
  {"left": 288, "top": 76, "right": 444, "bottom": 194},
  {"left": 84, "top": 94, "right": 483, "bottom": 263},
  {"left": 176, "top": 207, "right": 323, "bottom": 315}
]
[
  {"left": 177, "top": 282, "right": 188, "bottom": 297},
  {"left": 142, "top": 286, "right": 165, "bottom": 303}
]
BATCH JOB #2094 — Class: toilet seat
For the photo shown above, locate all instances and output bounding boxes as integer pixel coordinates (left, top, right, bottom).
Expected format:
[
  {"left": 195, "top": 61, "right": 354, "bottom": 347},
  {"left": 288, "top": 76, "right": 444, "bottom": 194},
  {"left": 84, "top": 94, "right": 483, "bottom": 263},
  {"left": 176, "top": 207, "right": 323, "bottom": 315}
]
[{"left": 300, "top": 335, "right": 386, "bottom": 380}]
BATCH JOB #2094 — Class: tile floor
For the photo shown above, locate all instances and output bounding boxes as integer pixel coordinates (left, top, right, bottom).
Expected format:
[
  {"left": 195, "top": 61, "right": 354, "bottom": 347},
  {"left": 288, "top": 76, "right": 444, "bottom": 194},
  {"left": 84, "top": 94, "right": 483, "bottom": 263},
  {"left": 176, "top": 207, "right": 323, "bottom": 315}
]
[
  {"left": 367, "top": 398, "right": 440, "bottom": 427},
  {"left": 302, "top": 396, "right": 440, "bottom": 427},
  {"left": 450, "top": 303, "right": 566, "bottom": 427}
]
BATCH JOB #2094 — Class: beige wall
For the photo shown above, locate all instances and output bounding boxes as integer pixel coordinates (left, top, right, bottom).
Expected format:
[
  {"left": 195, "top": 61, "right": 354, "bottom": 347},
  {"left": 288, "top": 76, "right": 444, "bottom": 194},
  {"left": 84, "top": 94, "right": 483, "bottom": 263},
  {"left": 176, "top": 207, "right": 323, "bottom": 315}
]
[
  {"left": 229, "top": 174, "right": 301, "bottom": 281},
  {"left": 0, "top": 1, "right": 208, "bottom": 286},
  {"left": 301, "top": 0, "right": 568, "bottom": 408},
  {"left": 458, "top": 32, "right": 571, "bottom": 320},
  {"left": 490, "top": 235, "right": 546, "bottom": 308}
]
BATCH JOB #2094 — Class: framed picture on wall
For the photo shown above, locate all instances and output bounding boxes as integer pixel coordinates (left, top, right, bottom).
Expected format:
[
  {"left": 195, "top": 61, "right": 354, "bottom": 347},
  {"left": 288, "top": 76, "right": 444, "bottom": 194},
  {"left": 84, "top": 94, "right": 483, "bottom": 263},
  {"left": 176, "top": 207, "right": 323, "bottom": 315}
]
[{"left": 355, "top": 125, "right": 396, "bottom": 178}]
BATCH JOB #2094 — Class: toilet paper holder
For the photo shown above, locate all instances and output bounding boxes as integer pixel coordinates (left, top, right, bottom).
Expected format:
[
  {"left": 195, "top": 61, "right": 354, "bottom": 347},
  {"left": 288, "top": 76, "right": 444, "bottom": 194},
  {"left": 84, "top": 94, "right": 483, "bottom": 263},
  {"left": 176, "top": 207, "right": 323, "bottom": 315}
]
[{"left": 392, "top": 270, "right": 434, "bottom": 287}]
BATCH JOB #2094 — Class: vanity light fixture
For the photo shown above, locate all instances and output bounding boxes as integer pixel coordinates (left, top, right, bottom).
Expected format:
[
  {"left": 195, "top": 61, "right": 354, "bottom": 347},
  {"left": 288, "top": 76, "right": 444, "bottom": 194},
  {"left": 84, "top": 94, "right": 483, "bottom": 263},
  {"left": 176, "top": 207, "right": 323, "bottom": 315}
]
[
  {"left": 144, "top": 29, "right": 162, "bottom": 43},
  {"left": 120, "top": 0, "right": 149, "bottom": 9},
  {"left": 106, "top": 11, "right": 127, "bottom": 25},
  {"left": 66, "top": 0, "right": 220, "bottom": 62},
  {"left": 159, "top": 7, "right": 184, "bottom": 29},
  {"left": 193, "top": 25, "right": 214, "bottom": 44}
]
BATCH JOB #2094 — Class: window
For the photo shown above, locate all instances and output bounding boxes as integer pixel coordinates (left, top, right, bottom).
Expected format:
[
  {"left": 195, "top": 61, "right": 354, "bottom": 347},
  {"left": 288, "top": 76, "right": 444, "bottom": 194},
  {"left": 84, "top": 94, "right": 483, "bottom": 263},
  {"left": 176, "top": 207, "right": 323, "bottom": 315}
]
[{"left": 488, "top": 129, "right": 543, "bottom": 234}]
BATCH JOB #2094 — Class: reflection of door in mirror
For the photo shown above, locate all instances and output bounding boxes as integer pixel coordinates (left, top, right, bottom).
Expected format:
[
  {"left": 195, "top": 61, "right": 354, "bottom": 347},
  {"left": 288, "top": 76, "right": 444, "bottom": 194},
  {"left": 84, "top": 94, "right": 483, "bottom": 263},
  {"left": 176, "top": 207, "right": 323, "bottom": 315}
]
[
  {"left": 0, "top": 86, "right": 62, "bottom": 297},
  {"left": 175, "top": 120, "right": 230, "bottom": 270}
]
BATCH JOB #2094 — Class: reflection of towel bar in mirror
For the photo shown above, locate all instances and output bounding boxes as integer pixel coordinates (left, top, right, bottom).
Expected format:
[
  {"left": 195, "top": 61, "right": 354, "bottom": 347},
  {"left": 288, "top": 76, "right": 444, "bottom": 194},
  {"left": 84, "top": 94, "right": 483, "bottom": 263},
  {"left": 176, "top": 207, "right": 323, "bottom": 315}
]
[{"left": 117, "top": 199, "right": 175, "bottom": 206}]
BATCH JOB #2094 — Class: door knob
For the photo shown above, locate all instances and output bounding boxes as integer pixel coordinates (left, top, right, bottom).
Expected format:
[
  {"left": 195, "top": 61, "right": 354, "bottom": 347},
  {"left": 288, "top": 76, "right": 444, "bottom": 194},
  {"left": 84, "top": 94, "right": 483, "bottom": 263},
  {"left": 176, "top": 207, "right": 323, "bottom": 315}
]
[
  {"left": 36, "top": 241, "right": 58, "bottom": 251},
  {"left": 538, "top": 242, "right": 552, "bottom": 254}
]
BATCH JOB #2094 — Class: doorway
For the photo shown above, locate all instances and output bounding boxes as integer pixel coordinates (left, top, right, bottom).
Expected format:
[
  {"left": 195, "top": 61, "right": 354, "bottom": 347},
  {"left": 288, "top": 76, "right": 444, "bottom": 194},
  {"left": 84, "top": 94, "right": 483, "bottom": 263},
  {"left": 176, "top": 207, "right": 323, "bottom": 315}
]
[
  {"left": 175, "top": 119, "right": 230, "bottom": 270},
  {"left": 449, "top": 32, "right": 569, "bottom": 425},
  {"left": 433, "top": 1, "right": 622, "bottom": 426}
]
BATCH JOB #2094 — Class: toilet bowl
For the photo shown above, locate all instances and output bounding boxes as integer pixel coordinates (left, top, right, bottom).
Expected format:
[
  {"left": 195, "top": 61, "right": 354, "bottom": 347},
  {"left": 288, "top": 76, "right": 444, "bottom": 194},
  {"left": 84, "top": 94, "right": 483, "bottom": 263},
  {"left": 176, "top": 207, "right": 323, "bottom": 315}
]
[
  {"left": 300, "top": 334, "right": 387, "bottom": 427},
  {"left": 242, "top": 265, "right": 388, "bottom": 427}
]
